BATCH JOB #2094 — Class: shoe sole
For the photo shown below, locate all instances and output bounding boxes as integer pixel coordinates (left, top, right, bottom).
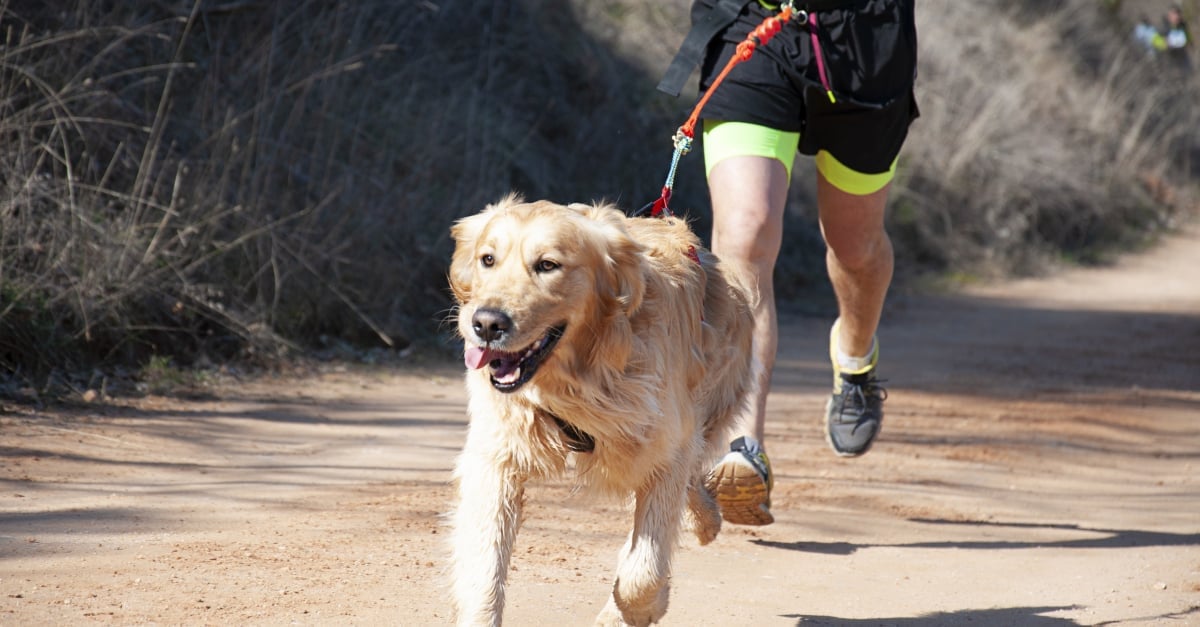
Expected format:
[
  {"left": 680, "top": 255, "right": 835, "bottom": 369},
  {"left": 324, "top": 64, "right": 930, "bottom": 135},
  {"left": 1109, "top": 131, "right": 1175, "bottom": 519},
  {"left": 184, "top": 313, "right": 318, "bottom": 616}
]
[{"left": 704, "top": 457, "right": 774, "bottom": 526}]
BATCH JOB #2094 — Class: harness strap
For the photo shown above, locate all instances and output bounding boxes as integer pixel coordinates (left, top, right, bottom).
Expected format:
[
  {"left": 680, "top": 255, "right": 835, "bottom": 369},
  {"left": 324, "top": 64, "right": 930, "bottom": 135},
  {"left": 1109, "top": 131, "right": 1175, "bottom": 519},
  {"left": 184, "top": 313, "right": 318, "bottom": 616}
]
[
  {"left": 658, "top": 0, "right": 859, "bottom": 98},
  {"left": 793, "top": 0, "right": 860, "bottom": 9},
  {"left": 657, "top": 0, "right": 754, "bottom": 97}
]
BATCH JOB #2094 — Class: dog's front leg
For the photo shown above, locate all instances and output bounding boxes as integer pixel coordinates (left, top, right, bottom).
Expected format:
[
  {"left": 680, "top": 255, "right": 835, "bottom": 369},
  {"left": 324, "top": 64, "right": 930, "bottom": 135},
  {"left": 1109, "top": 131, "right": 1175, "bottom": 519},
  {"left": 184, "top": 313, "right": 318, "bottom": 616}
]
[
  {"left": 596, "top": 465, "right": 686, "bottom": 626},
  {"left": 450, "top": 448, "right": 526, "bottom": 627}
]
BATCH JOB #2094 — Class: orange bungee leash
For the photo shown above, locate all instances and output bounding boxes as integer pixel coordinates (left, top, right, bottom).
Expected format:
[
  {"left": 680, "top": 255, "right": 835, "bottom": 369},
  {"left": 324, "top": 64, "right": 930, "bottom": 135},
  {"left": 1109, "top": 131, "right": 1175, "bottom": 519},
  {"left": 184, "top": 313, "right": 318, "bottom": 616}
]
[{"left": 639, "top": 3, "right": 796, "bottom": 218}]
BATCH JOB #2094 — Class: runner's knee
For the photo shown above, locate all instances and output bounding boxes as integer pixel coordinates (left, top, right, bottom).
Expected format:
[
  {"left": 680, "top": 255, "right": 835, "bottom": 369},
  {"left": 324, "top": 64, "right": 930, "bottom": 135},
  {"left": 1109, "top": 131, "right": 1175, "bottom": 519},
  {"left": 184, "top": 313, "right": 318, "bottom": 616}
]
[{"left": 825, "top": 228, "right": 892, "bottom": 271}]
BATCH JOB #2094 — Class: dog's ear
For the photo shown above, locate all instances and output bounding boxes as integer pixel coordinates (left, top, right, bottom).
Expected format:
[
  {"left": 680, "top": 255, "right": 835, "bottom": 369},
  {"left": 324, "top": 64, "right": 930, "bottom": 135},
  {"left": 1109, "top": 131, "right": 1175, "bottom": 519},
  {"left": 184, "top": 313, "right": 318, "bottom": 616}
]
[
  {"left": 607, "top": 230, "right": 646, "bottom": 316},
  {"left": 567, "top": 203, "right": 644, "bottom": 373},
  {"left": 583, "top": 203, "right": 645, "bottom": 316},
  {"left": 449, "top": 196, "right": 519, "bottom": 303},
  {"left": 448, "top": 214, "right": 484, "bottom": 304}
]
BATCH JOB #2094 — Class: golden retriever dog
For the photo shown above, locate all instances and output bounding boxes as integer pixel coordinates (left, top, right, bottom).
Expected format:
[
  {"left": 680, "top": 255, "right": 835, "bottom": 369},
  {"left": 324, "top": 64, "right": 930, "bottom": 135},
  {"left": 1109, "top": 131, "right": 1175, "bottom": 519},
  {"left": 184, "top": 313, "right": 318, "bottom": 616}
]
[{"left": 447, "top": 195, "right": 755, "bottom": 626}]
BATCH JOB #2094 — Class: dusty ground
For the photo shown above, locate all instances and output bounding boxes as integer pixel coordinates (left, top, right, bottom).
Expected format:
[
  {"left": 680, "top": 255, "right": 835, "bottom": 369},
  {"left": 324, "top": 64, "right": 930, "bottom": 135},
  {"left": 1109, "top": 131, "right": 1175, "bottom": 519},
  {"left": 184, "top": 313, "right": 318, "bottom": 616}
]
[{"left": 2, "top": 226, "right": 1199, "bottom": 626}]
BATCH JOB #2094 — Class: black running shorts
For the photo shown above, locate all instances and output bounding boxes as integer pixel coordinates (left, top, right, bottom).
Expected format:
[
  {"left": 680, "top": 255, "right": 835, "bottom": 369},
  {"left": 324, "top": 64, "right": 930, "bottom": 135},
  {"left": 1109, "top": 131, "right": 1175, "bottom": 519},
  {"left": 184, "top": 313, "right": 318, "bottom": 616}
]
[{"left": 693, "top": 0, "right": 920, "bottom": 178}]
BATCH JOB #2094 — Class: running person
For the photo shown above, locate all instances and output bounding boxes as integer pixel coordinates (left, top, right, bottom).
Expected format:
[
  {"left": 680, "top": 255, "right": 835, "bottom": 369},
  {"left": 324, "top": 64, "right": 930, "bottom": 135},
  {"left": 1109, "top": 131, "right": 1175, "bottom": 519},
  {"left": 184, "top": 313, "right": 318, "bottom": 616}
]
[{"left": 659, "top": 0, "right": 919, "bottom": 525}]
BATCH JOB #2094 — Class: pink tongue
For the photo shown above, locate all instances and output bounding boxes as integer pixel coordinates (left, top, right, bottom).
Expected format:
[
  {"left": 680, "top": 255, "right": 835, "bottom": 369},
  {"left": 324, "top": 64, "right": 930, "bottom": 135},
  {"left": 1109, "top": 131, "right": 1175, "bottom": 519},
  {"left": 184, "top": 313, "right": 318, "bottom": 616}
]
[{"left": 464, "top": 346, "right": 492, "bottom": 370}]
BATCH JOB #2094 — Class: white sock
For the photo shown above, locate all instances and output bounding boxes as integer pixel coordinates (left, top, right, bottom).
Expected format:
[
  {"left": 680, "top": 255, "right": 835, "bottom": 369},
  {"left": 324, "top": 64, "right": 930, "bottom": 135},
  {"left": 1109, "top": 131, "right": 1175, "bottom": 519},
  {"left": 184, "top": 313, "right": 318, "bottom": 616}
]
[{"left": 836, "top": 337, "right": 877, "bottom": 375}]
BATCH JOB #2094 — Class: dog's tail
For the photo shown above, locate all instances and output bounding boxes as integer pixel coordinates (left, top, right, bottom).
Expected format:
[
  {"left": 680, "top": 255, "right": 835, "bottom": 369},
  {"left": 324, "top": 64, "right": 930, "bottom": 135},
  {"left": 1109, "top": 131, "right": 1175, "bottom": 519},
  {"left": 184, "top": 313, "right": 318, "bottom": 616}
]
[
  {"left": 695, "top": 251, "right": 758, "bottom": 457},
  {"left": 712, "top": 255, "right": 760, "bottom": 313}
]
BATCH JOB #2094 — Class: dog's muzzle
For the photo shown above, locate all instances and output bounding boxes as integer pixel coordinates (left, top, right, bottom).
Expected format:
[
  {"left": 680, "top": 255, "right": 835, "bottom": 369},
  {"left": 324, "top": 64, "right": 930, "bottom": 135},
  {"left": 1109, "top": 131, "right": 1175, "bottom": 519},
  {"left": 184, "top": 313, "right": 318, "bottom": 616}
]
[{"left": 463, "top": 324, "right": 565, "bottom": 393}]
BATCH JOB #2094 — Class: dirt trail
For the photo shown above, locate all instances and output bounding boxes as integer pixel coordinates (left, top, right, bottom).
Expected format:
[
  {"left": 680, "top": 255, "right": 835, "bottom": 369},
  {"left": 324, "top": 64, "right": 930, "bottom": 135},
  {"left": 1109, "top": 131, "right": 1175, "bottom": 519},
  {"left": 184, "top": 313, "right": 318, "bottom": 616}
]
[{"left": 2, "top": 227, "right": 1199, "bottom": 626}]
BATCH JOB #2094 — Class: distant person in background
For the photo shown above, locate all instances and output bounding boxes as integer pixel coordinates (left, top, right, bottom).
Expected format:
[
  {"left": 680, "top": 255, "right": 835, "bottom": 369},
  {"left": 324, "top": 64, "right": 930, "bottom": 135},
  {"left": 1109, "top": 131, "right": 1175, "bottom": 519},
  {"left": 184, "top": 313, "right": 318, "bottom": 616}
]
[
  {"left": 1162, "top": 5, "right": 1192, "bottom": 73},
  {"left": 1134, "top": 14, "right": 1160, "bottom": 55},
  {"left": 1132, "top": 6, "right": 1192, "bottom": 74}
]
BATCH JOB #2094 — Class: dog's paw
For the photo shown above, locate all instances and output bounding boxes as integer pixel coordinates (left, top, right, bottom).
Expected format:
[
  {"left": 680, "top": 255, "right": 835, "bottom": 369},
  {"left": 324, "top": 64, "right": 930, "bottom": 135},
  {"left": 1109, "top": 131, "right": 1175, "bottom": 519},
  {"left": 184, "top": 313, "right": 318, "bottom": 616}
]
[
  {"left": 594, "top": 602, "right": 627, "bottom": 627},
  {"left": 595, "top": 601, "right": 659, "bottom": 627},
  {"left": 599, "top": 578, "right": 668, "bottom": 626},
  {"left": 685, "top": 482, "right": 722, "bottom": 545}
]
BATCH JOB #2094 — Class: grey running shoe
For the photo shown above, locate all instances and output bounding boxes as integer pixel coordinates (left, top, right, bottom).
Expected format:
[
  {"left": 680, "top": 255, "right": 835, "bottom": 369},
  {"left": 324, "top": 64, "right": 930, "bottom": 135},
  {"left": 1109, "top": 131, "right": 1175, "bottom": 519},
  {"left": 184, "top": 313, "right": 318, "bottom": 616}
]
[
  {"left": 825, "top": 370, "right": 887, "bottom": 457},
  {"left": 704, "top": 436, "right": 774, "bottom": 526}
]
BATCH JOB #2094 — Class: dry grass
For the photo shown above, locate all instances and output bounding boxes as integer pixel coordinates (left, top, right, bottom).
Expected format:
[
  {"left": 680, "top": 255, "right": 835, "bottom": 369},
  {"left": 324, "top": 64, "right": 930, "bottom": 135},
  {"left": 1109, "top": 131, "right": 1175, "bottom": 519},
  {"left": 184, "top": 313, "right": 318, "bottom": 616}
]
[
  {"left": 888, "top": 0, "right": 1198, "bottom": 277},
  {"left": 0, "top": 0, "right": 1195, "bottom": 394}
]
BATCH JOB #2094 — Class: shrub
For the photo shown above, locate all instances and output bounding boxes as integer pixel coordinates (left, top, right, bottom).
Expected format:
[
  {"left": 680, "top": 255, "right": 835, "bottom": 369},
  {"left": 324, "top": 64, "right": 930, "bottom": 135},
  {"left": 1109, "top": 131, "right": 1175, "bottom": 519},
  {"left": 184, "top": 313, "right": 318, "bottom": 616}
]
[{"left": 0, "top": 0, "right": 1194, "bottom": 391}]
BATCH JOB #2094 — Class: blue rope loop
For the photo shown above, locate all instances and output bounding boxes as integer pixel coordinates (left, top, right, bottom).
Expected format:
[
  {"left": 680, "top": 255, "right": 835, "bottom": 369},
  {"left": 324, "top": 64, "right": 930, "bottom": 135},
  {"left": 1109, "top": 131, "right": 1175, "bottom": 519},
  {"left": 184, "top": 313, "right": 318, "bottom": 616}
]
[{"left": 632, "top": 128, "right": 695, "bottom": 218}]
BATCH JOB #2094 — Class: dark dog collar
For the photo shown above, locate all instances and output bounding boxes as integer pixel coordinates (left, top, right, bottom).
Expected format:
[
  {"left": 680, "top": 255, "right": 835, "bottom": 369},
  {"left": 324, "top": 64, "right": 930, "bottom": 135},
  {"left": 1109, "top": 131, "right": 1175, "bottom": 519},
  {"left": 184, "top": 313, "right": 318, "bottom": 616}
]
[{"left": 550, "top": 414, "right": 595, "bottom": 453}]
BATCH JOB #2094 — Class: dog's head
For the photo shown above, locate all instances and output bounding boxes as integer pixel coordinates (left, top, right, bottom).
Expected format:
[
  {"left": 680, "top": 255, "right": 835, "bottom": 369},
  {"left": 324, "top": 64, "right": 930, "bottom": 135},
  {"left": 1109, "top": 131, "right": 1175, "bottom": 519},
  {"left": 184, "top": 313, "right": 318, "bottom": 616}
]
[{"left": 450, "top": 195, "right": 646, "bottom": 393}]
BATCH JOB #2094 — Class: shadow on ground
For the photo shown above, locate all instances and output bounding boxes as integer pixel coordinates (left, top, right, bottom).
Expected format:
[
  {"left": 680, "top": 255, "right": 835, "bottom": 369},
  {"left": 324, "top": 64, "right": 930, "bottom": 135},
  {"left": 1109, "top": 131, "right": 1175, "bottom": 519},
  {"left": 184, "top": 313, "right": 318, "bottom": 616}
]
[
  {"left": 755, "top": 518, "right": 1200, "bottom": 556},
  {"left": 787, "top": 603, "right": 1200, "bottom": 626}
]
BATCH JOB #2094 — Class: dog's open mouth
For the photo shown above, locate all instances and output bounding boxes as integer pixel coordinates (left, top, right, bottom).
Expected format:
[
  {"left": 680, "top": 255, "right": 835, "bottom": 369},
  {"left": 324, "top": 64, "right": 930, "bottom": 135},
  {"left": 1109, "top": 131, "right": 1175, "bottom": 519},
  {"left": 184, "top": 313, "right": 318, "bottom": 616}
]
[{"left": 463, "top": 325, "right": 565, "bottom": 392}]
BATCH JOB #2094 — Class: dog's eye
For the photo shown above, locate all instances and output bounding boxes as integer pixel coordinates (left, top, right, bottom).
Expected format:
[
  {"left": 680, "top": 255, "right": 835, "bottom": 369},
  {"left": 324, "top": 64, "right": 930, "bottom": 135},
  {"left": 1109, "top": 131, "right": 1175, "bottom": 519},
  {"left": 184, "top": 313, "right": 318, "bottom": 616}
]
[
  {"left": 480, "top": 254, "right": 495, "bottom": 268},
  {"left": 535, "top": 259, "right": 560, "bottom": 274}
]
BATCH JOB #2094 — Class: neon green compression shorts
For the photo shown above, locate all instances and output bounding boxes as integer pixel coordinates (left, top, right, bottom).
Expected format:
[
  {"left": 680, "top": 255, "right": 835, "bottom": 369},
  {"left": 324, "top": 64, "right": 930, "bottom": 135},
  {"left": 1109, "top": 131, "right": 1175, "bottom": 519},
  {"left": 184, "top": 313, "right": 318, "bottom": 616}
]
[{"left": 703, "top": 120, "right": 897, "bottom": 196}]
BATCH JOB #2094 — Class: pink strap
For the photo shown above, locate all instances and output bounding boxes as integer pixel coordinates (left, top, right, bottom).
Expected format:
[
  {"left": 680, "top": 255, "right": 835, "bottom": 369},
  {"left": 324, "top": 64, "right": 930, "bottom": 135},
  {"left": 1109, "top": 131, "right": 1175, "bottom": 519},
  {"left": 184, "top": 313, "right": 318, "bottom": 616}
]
[{"left": 809, "top": 13, "right": 837, "bottom": 103}]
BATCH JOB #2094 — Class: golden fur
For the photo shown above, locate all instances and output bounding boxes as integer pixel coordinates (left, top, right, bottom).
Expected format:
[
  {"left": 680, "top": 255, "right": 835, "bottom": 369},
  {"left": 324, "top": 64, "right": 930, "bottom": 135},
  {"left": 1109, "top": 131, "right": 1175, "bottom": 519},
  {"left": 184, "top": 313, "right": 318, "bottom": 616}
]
[{"left": 447, "top": 195, "right": 755, "bottom": 626}]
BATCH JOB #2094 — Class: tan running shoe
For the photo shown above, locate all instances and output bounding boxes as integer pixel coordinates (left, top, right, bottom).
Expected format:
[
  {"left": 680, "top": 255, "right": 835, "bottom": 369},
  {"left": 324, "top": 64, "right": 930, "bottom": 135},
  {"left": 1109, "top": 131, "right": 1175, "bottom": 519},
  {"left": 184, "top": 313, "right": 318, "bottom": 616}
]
[{"left": 704, "top": 436, "right": 774, "bottom": 526}]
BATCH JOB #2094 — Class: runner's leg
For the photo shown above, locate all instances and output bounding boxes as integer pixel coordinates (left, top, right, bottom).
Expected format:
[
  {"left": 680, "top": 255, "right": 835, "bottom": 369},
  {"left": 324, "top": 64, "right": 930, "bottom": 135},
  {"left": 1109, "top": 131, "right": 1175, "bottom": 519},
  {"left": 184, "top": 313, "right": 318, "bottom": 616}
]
[
  {"left": 709, "top": 154, "right": 789, "bottom": 442},
  {"left": 817, "top": 172, "right": 893, "bottom": 358}
]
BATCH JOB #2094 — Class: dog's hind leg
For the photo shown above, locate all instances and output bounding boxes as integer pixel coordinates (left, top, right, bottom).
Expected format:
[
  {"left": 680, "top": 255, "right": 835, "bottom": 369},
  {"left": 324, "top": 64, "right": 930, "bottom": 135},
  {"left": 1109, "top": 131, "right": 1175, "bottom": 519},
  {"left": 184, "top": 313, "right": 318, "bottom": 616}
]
[
  {"left": 595, "top": 464, "right": 687, "bottom": 626},
  {"left": 449, "top": 451, "right": 526, "bottom": 627}
]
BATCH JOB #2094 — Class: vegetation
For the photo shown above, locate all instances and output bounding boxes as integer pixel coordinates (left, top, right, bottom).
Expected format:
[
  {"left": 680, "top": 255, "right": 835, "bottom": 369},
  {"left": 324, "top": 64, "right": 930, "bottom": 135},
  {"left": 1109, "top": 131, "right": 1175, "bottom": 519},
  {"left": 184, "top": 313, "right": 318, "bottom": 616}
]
[{"left": 0, "top": 0, "right": 1195, "bottom": 396}]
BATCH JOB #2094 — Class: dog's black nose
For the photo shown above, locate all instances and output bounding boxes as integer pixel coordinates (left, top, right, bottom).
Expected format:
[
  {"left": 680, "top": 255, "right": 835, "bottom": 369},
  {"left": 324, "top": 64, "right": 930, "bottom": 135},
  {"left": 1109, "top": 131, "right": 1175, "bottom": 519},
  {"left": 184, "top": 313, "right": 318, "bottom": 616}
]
[{"left": 471, "top": 308, "right": 513, "bottom": 343}]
